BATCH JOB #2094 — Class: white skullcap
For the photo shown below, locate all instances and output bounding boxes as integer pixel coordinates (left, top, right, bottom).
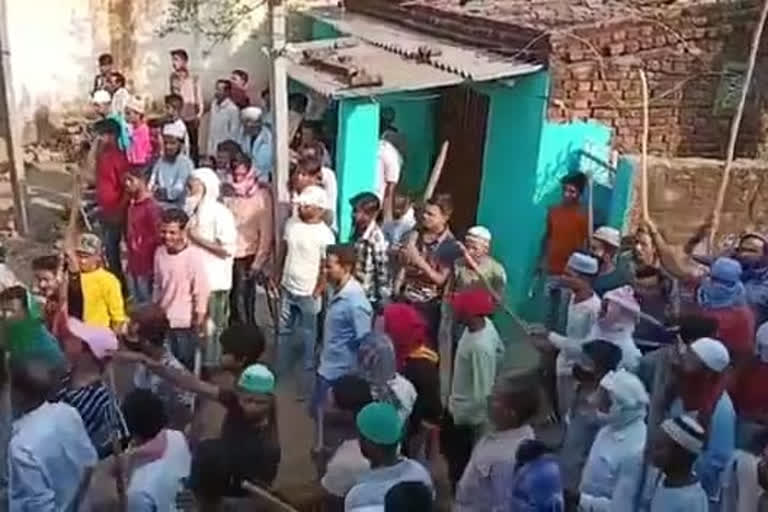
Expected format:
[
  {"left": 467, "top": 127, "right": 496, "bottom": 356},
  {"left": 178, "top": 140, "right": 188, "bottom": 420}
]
[
  {"left": 92, "top": 90, "right": 112, "bottom": 104},
  {"left": 567, "top": 252, "right": 599, "bottom": 276},
  {"left": 294, "top": 185, "right": 328, "bottom": 209},
  {"left": 599, "top": 369, "right": 649, "bottom": 409},
  {"left": 593, "top": 226, "right": 621, "bottom": 248},
  {"left": 162, "top": 122, "right": 186, "bottom": 140},
  {"left": 690, "top": 337, "right": 730, "bottom": 373},
  {"left": 757, "top": 322, "right": 768, "bottom": 363},
  {"left": 661, "top": 414, "right": 706, "bottom": 455},
  {"left": 241, "top": 106, "right": 263, "bottom": 121},
  {"left": 467, "top": 226, "right": 492, "bottom": 242}
]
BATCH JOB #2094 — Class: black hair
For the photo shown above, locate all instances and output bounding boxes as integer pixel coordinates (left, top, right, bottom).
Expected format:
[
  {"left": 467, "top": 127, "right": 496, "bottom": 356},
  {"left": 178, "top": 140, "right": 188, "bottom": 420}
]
[
  {"left": 288, "top": 92, "right": 309, "bottom": 114},
  {"left": 582, "top": 339, "right": 623, "bottom": 373},
  {"left": 327, "top": 244, "right": 357, "bottom": 268},
  {"left": 215, "top": 78, "right": 232, "bottom": 91},
  {"left": 216, "top": 139, "right": 242, "bottom": 155},
  {"left": 515, "top": 439, "right": 554, "bottom": 470},
  {"left": 126, "top": 164, "right": 151, "bottom": 181},
  {"left": 331, "top": 375, "right": 372, "bottom": 414},
  {"left": 231, "top": 151, "right": 252, "bottom": 169},
  {"left": 11, "top": 357, "right": 55, "bottom": 404},
  {"left": 123, "top": 389, "right": 168, "bottom": 441},
  {"left": 98, "top": 53, "right": 113, "bottom": 66},
  {"left": 170, "top": 48, "right": 189, "bottom": 61},
  {"left": 385, "top": 481, "right": 433, "bottom": 512},
  {"left": 147, "top": 117, "right": 166, "bottom": 129},
  {"left": 495, "top": 370, "right": 540, "bottom": 424},
  {"left": 350, "top": 192, "right": 381, "bottom": 215},
  {"left": 0, "top": 285, "right": 27, "bottom": 307},
  {"left": 32, "top": 254, "right": 60, "bottom": 272},
  {"left": 220, "top": 324, "right": 265, "bottom": 367},
  {"left": 261, "top": 87, "right": 270, "bottom": 99},
  {"left": 109, "top": 71, "right": 126, "bottom": 88},
  {"left": 232, "top": 69, "right": 249, "bottom": 83},
  {"left": 678, "top": 313, "right": 719, "bottom": 344},
  {"left": 160, "top": 208, "right": 189, "bottom": 229},
  {"left": 297, "top": 153, "right": 322, "bottom": 175},
  {"left": 164, "top": 94, "right": 183, "bottom": 109},
  {"left": 426, "top": 193, "right": 453, "bottom": 217},
  {"left": 94, "top": 118, "right": 121, "bottom": 138},
  {"left": 130, "top": 305, "right": 170, "bottom": 347},
  {"left": 561, "top": 172, "right": 587, "bottom": 194}
]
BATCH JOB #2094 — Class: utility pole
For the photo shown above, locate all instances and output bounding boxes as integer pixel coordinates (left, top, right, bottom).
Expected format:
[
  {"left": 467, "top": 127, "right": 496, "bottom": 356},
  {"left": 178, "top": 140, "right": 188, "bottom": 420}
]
[
  {"left": 0, "top": 0, "right": 29, "bottom": 236},
  {"left": 269, "top": 0, "right": 291, "bottom": 242}
]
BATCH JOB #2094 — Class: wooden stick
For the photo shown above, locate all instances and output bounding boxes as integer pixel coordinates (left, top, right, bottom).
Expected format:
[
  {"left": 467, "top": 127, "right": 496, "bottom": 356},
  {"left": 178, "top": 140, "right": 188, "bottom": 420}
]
[
  {"left": 709, "top": 0, "right": 768, "bottom": 251},
  {"left": 241, "top": 481, "right": 300, "bottom": 512},
  {"left": 106, "top": 365, "right": 127, "bottom": 512},
  {"left": 639, "top": 68, "right": 650, "bottom": 224}
]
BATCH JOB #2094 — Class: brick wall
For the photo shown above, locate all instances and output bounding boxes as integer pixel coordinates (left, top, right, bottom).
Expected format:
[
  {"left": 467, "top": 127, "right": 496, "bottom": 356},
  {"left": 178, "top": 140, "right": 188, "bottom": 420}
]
[
  {"left": 626, "top": 155, "right": 768, "bottom": 248},
  {"left": 548, "top": 1, "right": 768, "bottom": 159}
]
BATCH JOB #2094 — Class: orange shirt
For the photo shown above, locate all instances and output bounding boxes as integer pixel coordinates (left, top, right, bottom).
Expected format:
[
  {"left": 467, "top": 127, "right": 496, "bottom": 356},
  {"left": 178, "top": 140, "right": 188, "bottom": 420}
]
[{"left": 546, "top": 204, "right": 588, "bottom": 274}]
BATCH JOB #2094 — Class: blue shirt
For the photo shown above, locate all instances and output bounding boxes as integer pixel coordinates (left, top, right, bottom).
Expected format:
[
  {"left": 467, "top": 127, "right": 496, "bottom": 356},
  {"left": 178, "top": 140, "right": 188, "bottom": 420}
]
[
  {"left": 240, "top": 126, "right": 274, "bottom": 182},
  {"left": 318, "top": 278, "right": 372, "bottom": 381},
  {"left": 492, "top": 454, "right": 564, "bottom": 512},
  {"left": 9, "top": 402, "right": 97, "bottom": 512},
  {"left": 149, "top": 154, "right": 194, "bottom": 207},
  {"left": 670, "top": 393, "right": 735, "bottom": 501}
]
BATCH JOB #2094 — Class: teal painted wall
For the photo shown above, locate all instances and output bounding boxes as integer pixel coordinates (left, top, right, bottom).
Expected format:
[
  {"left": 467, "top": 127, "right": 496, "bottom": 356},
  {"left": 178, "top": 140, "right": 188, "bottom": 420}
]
[
  {"left": 336, "top": 99, "right": 380, "bottom": 240},
  {"left": 378, "top": 93, "right": 439, "bottom": 194},
  {"left": 311, "top": 19, "right": 342, "bottom": 40},
  {"left": 475, "top": 74, "right": 550, "bottom": 312}
]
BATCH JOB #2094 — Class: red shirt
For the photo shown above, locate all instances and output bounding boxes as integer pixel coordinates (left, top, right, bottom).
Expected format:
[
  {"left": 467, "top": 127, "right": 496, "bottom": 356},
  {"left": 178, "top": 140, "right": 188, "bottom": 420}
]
[
  {"left": 125, "top": 195, "right": 162, "bottom": 276},
  {"left": 704, "top": 305, "right": 756, "bottom": 361},
  {"left": 730, "top": 360, "right": 768, "bottom": 418},
  {"left": 546, "top": 204, "right": 588, "bottom": 274},
  {"left": 96, "top": 145, "right": 130, "bottom": 217}
]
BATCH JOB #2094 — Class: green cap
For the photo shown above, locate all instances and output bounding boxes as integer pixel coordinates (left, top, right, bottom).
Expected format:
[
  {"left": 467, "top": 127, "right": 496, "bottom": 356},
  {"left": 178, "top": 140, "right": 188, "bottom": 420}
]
[
  {"left": 237, "top": 364, "right": 275, "bottom": 394},
  {"left": 356, "top": 402, "right": 403, "bottom": 445}
]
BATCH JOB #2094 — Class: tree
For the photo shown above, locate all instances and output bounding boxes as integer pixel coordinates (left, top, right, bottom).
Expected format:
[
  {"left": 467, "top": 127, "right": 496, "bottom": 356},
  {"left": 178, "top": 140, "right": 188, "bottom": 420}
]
[{"left": 156, "top": 0, "right": 266, "bottom": 54}]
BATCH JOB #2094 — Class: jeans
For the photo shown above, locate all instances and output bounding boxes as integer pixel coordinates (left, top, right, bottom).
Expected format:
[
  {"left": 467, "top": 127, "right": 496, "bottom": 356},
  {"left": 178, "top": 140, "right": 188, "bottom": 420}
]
[
  {"left": 230, "top": 256, "right": 256, "bottom": 325},
  {"left": 99, "top": 219, "right": 124, "bottom": 286},
  {"left": 276, "top": 288, "right": 319, "bottom": 389},
  {"left": 168, "top": 328, "right": 199, "bottom": 372},
  {"left": 127, "top": 273, "right": 152, "bottom": 305}
]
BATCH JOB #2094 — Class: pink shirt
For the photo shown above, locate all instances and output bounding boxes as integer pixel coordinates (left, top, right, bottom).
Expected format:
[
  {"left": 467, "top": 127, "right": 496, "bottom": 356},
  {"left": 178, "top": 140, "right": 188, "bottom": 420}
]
[
  {"left": 127, "top": 122, "right": 152, "bottom": 166},
  {"left": 153, "top": 245, "right": 209, "bottom": 328}
]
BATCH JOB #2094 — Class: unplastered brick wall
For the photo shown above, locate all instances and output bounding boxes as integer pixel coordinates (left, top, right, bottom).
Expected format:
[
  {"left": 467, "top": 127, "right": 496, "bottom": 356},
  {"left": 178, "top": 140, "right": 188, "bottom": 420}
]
[
  {"left": 548, "top": 1, "right": 768, "bottom": 159},
  {"left": 625, "top": 155, "right": 768, "bottom": 248}
]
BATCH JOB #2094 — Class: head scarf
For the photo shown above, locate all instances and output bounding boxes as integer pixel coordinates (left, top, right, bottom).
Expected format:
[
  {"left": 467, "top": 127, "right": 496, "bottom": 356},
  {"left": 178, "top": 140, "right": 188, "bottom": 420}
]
[
  {"left": 451, "top": 288, "right": 496, "bottom": 318},
  {"left": 357, "top": 331, "right": 401, "bottom": 410},
  {"left": 597, "top": 369, "right": 649, "bottom": 427},
  {"left": 227, "top": 167, "right": 259, "bottom": 198},
  {"left": 382, "top": 303, "right": 430, "bottom": 370},
  {"left": 186, "top": 167, "right": 222, "bottom": 228},
  {"left": 697, "top": 257, "right": 746, "bottom": 309}
]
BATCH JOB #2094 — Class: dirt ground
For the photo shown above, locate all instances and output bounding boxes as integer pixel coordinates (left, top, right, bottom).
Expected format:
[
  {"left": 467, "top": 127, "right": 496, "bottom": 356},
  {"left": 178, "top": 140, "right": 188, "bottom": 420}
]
[{"left": 1, "top": 163, "right": 544, "bottom": 510}]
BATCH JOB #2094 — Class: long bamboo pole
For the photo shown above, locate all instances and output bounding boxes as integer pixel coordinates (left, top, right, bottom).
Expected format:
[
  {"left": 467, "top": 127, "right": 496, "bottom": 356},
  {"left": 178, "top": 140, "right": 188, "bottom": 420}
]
[
  {"left": 639, "top": 69, "right": 650, "bottom": 224},
  {"left": 709, "top": 0, "right": 768, "bottom": 251}
]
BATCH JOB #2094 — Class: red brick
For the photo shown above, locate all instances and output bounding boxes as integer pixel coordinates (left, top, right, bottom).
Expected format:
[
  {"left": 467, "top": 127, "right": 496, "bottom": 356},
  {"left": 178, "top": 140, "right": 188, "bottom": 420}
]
[
  {"left": 572, "top": 99, "right": 590, "bottom": 109},
  {"left": 609, "top": 43, "right": 625, "bottom": 56},
  {"left": 577, "top": 81, "right": 592, "bottom": 92},
  {"left": 571, "top": 109, "right": 591, "bottom": 118},
  {"left": 593, "top": 108, "right": 618, "bottom": 118},
  {"left": 625, "top": 40, "right": 640, "bottom": 53},
  {"left": 612, "top": 30, "right": 627, "bottom": 42}
]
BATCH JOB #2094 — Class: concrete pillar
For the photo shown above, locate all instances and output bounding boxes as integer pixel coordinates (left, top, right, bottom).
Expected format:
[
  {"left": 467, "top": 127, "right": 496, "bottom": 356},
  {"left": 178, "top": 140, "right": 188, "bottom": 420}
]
[{"left": 335, "top": 98, "right": 379, "bottom": 241}]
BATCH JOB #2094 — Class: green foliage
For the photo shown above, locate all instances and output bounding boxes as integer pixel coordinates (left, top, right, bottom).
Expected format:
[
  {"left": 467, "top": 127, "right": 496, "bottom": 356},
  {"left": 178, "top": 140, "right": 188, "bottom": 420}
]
[{"left": 156, "top": 0, "right": 267, "bottom": 53}]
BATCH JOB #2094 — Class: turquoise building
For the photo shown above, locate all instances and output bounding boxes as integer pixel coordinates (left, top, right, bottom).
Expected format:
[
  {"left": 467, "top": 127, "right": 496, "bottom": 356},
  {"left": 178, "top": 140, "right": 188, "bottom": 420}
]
[{"left": 286, "top": 7, "right": 634, "bottom": 319}]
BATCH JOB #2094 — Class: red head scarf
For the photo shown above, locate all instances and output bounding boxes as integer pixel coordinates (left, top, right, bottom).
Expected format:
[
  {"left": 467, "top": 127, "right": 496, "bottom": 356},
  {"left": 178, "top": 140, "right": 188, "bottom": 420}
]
[
  {"left": 383, "top": 303, "right": 429, "bottom": 371},
  {"left": 451, "top": 288, "right": 496, "bottom": 319}
]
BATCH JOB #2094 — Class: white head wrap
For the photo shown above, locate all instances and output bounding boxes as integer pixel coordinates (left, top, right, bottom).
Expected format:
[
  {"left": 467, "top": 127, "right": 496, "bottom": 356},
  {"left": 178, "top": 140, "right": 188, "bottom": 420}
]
[
  {"left": 690, "top": 337, "right": 730, "bottom": 373},
  {"left": 162, "top": 122, "right": 186, "bottom": 140},
  {"left": 241, "top": 106, "right": 263, "bottom": 122}
]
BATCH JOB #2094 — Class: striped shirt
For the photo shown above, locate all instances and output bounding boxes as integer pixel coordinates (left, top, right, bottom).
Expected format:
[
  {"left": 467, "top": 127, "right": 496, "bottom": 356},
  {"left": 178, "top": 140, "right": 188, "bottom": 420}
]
[{"left": 55, "top": 373, "right": 129, "bottom": 459}]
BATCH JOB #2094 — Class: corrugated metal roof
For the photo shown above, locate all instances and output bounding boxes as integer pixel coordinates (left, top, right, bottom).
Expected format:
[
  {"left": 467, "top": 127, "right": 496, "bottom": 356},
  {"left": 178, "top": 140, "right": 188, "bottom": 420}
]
[{"left": 287, "top": 7, "right": 541, "bottom": 98}]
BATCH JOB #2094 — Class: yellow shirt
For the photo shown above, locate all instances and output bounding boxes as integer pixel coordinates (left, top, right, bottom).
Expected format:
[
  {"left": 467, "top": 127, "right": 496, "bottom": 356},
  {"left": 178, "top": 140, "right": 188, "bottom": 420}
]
[{"left": 80, "top": 268, "right": 126, "bottom": 329}]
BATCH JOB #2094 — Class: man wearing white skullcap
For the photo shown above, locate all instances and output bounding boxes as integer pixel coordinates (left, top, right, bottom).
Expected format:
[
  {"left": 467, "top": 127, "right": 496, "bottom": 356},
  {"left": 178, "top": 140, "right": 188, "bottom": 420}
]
[
  {"left": 669, "top": 336, "right": 735, "bottom": 505},
  {"left": 590, "top": 226, "right": 632, "bottom": 296},
  {"left": 543, "top": 251, "right": 601, "bottom": 419},
  {"left": 148, "top": 123, "right": 194, "bottom": 208},
  {"left": 239, "top": 106, "right": 273, "bottom": 182},
  {"left": 453, "top": 226, "right": 507, "bottom": 297},
  {"left": 568, "top": 369, "right": 649, "bottom": 511},
  {"left": 645, "top": 414, "right": 709, "bottom": 512}
]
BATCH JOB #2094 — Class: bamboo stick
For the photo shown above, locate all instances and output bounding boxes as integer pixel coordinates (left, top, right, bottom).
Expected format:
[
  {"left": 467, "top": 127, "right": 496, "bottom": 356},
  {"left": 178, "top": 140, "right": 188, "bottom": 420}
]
[
  {"left": 709, "top": 0, "right": 768, "bottom": 251},
  {"left": 639, "top": 69, "right": 650, "bottom": 224},
  {"left": 241, "top": 481, "right": 300, "bottom": 512}
]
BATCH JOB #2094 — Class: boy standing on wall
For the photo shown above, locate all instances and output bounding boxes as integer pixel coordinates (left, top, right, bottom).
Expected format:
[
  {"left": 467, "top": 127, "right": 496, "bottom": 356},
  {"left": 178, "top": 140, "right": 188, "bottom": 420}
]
[{"left": 169, "top": 49, "right": 203, "bottom": 164}]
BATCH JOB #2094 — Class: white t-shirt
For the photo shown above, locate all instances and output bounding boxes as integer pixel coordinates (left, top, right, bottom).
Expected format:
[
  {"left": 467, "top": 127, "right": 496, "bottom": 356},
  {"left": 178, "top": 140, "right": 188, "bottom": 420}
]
[
  {"left": 376, "top": 140, "right": 401, "bottom": 200},
  {"left": 321, "top": 439, "right": 371, "bottom": 498},
  {"left": 321, "top": 167, "right": 339, "bottom": 232},
  {"left": 282, "top": 217, "right": 336, "bottom": 296},
  {"left": 126, "top": 430, "right": 191, "bottom": 512},
  {"left": 189, "top": 201, "right": 237, "bottom": 292},
  {"left": 389, "top": 374, "right": 418, "bottom": 423},
  {"left": 553, "top": 293, "right": 602, "bottom": 376}
]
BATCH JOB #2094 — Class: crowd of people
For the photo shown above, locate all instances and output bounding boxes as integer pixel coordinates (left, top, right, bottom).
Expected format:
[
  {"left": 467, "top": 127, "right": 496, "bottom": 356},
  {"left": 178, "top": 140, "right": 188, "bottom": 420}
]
[{"left": 1, "top": 47, "right": 768, "bottom": 512}]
